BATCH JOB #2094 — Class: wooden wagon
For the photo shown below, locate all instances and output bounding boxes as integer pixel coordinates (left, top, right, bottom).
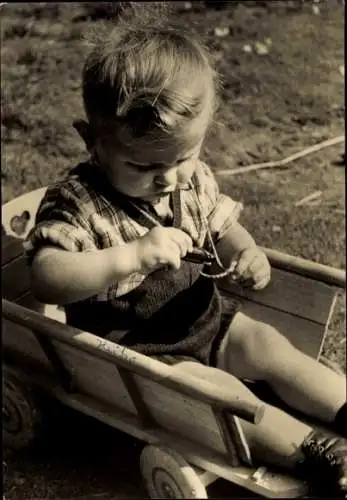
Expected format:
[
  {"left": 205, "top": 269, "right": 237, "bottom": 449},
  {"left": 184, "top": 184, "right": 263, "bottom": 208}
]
[{"left": 2, "top": 187, "right": 346, "bottom": 498}]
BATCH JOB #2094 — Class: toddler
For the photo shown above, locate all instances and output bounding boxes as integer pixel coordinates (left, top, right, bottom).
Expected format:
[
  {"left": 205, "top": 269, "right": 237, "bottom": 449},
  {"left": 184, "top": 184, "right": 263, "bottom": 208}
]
[{"left": 25, "top": 18, "right": 347, "bottom": 496}]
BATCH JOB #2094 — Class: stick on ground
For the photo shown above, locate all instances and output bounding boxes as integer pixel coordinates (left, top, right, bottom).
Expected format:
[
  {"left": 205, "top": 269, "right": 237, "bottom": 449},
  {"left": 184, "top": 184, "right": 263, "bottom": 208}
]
[{"left": 217, "top": 135, "right": 345, "bottom": 176}]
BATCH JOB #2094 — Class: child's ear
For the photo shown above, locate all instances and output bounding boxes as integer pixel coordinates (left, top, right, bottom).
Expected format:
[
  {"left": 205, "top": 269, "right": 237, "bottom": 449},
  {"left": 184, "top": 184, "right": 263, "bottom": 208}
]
[{"left": 73, "top": 119, "right": 95, "bottom": 153}]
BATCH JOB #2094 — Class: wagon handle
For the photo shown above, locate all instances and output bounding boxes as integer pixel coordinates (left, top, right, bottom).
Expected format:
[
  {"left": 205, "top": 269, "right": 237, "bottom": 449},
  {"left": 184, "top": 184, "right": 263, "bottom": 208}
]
[
  {"left": 162, "top": 368, "right": 265, "bottom": 424},
  {"left": 3, "top": 299, "right": 265, "bottom": 425}
]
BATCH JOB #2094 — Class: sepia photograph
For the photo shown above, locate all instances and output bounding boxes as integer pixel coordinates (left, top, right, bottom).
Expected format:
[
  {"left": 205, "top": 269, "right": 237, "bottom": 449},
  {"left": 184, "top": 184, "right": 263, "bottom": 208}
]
[{"left": 2, "top": 1, "right": 346, "bottom": 499}]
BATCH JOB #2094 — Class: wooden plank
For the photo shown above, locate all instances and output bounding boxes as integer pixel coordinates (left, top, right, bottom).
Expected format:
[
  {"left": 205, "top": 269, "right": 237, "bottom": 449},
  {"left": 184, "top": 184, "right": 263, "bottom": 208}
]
[
  {"left": 318, "top": 292, "right": 338, "bottom": 360},
  {"left": 132, "top": 373, "right": 229, "bottom": 457},
  {"left": 218, "top": 267, "right": 336, "bottom": 326},
  {"left": 1, "top": 232, "right": 31, "bottom": 302},
  {"left": 2, "top": 254, "right": 31, "bottom": 302},
  {"left": 160, "top": 357, "right": 252, "bottom": 466},
  {"left": 2, "top": 299, "right": 265, "bottom": 425},
  {"left": 261, "top": 247, "right": 346, "bottom": 289},
  {"left": 1, "top": 233, "right": 25, "bottom": 265},
  {"left": 228, "top": 299, "right": 327, "bottom": 359},
  {"left": 33, "top": 330, "right": 76, "bottom": 393},
  {"left": 50, "top": 341, "right": 139, "bottom": 416},
  {"left": 3, "top": 318, "right": 52, "bottom": 370},
  {"left": 117, "top": 366, "right": 159, "bottom": 429},
  {"left": 213, "top": 408, "right": 245, "bottom": 466},
  {"left": 220, "top": 411, "right": 252, "bottom": 465},
  {"left": 50, "top": 340, "right": 236, "bottom": 459}
]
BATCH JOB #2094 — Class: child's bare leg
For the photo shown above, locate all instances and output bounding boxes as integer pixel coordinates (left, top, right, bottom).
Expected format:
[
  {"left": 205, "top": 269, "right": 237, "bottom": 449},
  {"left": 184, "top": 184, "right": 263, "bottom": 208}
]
[
  {"left": 217, "top": 312, "right": 346, "bottom": 424},
  {"left": 172, "top": 359, "right": 311, "bottom": 469}
]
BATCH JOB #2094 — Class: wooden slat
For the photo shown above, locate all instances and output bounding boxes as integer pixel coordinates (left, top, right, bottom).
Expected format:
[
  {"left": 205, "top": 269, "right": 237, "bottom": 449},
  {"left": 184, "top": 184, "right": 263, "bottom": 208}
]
[
  {"left": 1, "top": 233, "right": 25, "bottom": 265},
  {"left": 213, "top": 409, "right": 245, "bottom": 466},
  {"left": 261, "top": 247, "right": 346, "bottom": 289},
  {"left": 222, "top": 411, "right": 252, "bottom": 466},
  {"left": 3, "top": 318, "right": 52, "bottom": 369},
  {"left": 2, "top": 299, "right": 264, "bottom": 424},
  {"left": 46, "top": 340, "right": 240, "bottom": 460},
  {"left": 117, "top": 366, "right": 159, "bottom": 429},
  {"left": 33, "top": 330, "right": 76, "bottom": 393},
  {"left": 162, "top": 357, "right": 252, "bottom": 466},
  {"left": 226, "top": 299, "right": 327, "bottom": 359},
  {"left": 2, "top": 322, "right": 237, "bottom": 463},
  {"left": 218, "top": 267, "right": 336, "bottom": 326},
  {"left": 50, "top": 341, "right": 139, "bottom": 416},
  {"left": 132, "top": 373, "right": 229, "bottom": 457},
  {"left": 2, "top": 254, "right": 31, "bottom": 302}
]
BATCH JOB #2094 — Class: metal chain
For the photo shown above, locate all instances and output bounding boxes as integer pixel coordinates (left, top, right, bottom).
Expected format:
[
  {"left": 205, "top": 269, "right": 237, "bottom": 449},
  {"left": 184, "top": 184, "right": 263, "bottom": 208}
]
[{"left": 189, "top": 181, "right": 238, "bottom": 280}]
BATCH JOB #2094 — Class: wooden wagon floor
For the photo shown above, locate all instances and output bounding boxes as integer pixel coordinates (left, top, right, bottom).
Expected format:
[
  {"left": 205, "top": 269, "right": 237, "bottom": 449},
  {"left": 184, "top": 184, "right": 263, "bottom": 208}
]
[{"left": 3, "top": 399, "right": 261, "bottom": 499}]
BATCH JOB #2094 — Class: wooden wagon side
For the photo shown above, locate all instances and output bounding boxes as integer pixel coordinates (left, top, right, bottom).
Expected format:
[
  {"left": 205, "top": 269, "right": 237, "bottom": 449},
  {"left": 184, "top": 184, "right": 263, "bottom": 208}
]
[{"left": 3, "top": 297, "right": 310, "bottom": 498}]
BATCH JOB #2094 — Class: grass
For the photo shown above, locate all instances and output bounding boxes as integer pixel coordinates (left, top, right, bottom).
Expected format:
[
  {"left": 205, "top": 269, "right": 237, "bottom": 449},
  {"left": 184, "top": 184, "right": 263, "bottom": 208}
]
[{"left": 1, "top": 2, "right": 345, "bottom": 498}]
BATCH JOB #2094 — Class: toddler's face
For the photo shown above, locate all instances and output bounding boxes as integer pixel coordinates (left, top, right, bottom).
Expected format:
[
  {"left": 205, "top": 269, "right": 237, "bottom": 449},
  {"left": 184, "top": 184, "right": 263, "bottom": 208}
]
[{"left": 94, "top": 118, "right": 207, "bottom": 203}]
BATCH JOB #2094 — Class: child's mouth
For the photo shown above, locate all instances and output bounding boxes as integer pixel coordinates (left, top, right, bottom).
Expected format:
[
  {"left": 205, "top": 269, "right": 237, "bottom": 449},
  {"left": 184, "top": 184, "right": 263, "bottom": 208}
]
[
  {"left": 141, "top": 184, "right": 191, "bottom": 202},
  {"left": 152, "top": 183, "right": 191, "bottom": 197}
]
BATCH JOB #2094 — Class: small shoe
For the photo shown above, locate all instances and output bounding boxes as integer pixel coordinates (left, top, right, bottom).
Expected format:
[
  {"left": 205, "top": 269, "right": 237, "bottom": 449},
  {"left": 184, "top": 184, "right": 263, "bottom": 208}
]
[{"left": 299, "top": 431, "right": 347, "bottom": 497}]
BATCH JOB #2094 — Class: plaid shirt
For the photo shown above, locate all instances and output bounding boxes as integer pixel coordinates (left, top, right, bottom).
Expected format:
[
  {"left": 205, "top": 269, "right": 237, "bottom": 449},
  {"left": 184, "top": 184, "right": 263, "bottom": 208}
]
[{"left": 24, "top": 159, "right": 243, "bottom": 301}]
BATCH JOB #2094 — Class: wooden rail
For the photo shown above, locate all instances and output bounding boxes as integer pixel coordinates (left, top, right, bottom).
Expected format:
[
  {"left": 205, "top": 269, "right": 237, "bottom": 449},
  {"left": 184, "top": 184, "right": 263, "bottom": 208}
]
[
  {"left": 3, "top": 299, "right": 265, "bottom": 425},
  {"left": 261, "top": 247, "right": 346, "bottom": 288}
]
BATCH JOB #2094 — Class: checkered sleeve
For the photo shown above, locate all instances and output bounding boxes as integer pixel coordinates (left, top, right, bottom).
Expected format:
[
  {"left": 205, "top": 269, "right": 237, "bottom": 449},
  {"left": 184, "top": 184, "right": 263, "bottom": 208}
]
[
  {"left": 23, "top": 182, "right": 97, "bottom": 265},
  {"left": 197, "top": 161, "right": 243, "bottom": 242}
]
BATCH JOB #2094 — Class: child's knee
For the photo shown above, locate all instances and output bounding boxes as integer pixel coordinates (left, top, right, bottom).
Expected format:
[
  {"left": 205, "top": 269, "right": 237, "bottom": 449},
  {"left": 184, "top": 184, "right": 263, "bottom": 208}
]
[
  {"left": 227, "top": 314, "right": 297, "bottom": 377},
  {"left": 252, "top": 322, "right": 300, "bottom": 376}
]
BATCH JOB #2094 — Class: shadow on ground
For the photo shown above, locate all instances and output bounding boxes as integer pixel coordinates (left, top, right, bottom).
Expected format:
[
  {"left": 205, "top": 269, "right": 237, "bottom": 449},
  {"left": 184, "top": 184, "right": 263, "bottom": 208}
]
[{"left": 4, "top": 398, "right": 260, "bottom": 499}]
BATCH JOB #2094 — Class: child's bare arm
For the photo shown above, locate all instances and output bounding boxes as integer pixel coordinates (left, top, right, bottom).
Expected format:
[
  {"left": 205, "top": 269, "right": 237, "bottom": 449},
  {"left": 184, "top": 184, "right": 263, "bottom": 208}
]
[
  {"left": 215, "top": 221, "right": 257, "bottom": 260},
  {"left": 30, "top": 227, "right": 193, "bottom": 305},
  {"left": 30, "top": 242, "right": 141, "bottom": 305}
]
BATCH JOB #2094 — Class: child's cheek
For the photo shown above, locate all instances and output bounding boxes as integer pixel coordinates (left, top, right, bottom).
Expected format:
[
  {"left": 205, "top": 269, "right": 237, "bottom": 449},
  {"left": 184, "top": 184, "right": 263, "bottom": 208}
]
[{"left": 128, "top": 170, "right": 154, "bottom": 188}]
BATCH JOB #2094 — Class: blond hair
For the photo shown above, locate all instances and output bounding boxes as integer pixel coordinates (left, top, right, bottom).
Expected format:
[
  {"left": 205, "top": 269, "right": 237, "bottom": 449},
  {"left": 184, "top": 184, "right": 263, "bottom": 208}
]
[{"left": 82, "top": 19, "right": 218, "bottom": 146}]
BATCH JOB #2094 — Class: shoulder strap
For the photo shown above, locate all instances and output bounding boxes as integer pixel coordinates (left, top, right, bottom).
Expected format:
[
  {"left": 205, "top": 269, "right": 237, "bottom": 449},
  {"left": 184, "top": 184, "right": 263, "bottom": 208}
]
[{"left": 171, "top": 190, "right": 182, "bottom": 229}]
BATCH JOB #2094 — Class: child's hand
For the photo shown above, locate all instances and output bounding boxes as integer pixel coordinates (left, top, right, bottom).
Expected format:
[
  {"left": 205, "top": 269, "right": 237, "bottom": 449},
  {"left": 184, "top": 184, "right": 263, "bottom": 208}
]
[
  {"left": 136, "top": 227, "right": 193, "bottom": 274},
  {"left": 233, "top": 246, "right": 271, "bottom": 290}
]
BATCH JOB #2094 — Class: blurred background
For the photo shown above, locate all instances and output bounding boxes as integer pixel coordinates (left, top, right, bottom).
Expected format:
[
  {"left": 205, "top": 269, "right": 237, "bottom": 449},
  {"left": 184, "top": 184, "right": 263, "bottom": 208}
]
[{"left": 1, "top": 2, "right": 345, "bottom": 498}]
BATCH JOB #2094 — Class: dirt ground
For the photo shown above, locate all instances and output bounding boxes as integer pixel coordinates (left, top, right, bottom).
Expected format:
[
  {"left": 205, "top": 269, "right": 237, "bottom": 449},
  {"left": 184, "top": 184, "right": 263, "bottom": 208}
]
[{"left": 1, "top": 1, "right": 345, "bottom": 498}]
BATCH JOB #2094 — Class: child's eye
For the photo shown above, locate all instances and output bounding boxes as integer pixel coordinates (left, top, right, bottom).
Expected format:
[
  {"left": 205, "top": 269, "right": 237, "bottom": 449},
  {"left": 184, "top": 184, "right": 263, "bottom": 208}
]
[
  {"left": 126, "top": 156, "right": 190, "bottom": 172},
  {"left": 127, "top": 162, "right": 155, "bottom": 173}
]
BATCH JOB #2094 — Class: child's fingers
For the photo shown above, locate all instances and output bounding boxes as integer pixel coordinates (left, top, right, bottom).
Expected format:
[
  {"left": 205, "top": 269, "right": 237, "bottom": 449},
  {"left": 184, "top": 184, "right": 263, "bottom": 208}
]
[
  {"left": 235, "top": 249, "right": 260, "bottom": 277},
  {"left": 169, "top": 228, "right": 193, "bottom": 256},
  {"left": 252, "top": 274, "right": 271, "bottom": 290},
  {"left": 166, "top": 247, "right": 181, "bottom": 270},
  {"left": 247, "top": 255, "right": 265, "bottom": 276},
  {"left": 234, "top": 248, "right": 253, "bottom": 276}
]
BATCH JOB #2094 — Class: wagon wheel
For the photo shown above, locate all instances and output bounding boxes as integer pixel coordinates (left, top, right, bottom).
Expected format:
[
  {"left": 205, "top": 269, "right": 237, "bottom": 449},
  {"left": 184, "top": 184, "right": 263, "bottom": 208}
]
[
  {"left": 140, "top": 445, "right": 208, "bottom": 499},
  {"left": 3, "top": 368, "right": 43, "bottom": 450},
  {"left": 319, "top": 356, "right": 345, "bottom": 376}
]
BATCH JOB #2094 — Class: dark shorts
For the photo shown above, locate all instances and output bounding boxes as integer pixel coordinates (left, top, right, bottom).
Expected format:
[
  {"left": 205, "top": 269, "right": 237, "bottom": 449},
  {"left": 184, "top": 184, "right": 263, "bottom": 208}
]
[
  {"left": 105, "top": 297, "right": 242, "bottom": 367},
  {"left": 201, "top": 298, "right": 242, "bottom": 367},
  {"left": 68, "top": 268, "right": 242, "bottom": 368}
]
